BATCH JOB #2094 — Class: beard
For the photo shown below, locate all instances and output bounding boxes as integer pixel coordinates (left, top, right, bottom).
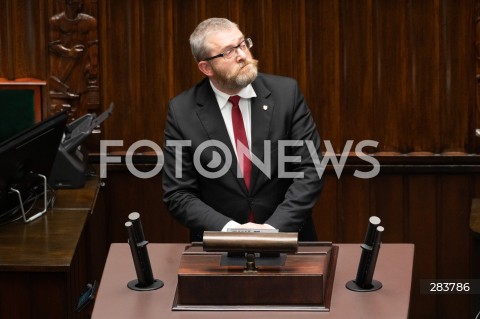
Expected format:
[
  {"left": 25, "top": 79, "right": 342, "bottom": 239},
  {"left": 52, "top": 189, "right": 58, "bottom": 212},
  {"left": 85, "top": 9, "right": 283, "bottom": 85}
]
[{"left": 212, "top": 58, "right": 259, "bottom": 91}]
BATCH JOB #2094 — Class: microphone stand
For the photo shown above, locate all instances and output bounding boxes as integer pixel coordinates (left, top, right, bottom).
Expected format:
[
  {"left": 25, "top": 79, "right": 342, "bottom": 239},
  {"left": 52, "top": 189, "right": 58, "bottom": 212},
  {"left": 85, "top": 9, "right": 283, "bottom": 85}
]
[
  {"left": 125, "top": 212, "right": 164, "bottom": 291},
  {"left": 346, "top": 216, "right": 384, "bottom": 292}
]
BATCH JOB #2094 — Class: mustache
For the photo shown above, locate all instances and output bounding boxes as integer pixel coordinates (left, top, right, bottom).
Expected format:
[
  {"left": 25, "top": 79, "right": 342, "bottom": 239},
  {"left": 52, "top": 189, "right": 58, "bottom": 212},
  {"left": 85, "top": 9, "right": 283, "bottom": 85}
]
[
  {"left": 239, "top": 58, "right": 258, "bottom": 68},
  {"left": 234, "top": 58, "right": 258, "bottom": 75}
]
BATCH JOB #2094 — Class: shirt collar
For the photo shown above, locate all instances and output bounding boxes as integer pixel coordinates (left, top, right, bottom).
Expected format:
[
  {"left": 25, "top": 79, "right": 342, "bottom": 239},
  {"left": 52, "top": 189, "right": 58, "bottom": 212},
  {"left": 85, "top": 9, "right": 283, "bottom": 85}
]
[{"left": 209, "top": 81, "right": 257, "bottom": 110}]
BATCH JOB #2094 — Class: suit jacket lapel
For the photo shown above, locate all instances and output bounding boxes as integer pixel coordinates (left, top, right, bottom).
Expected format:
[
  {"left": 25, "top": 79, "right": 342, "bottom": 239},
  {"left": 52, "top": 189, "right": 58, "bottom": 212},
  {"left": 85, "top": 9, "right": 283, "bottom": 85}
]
[
  {"left": 194, "top": 77, "right": 275, "bottom": 195},
  {"left": 250, "top": 79, "right": 274, "bottom": 193},
  {"left": 195, "top": 79, "right": 247, "bottom": 193}
]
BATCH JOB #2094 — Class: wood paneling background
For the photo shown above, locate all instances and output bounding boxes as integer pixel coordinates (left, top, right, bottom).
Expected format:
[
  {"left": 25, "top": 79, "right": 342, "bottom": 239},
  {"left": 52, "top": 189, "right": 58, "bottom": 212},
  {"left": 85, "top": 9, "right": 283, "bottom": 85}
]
[
  {"left": 1, "top": 0, "right": 480, "bottom": 318},
  {"left": 1, "top": 0, "right": 477, "bottom": 154},
  {"left": 96, "top": 0, "right": 477, "bottom": 155}
]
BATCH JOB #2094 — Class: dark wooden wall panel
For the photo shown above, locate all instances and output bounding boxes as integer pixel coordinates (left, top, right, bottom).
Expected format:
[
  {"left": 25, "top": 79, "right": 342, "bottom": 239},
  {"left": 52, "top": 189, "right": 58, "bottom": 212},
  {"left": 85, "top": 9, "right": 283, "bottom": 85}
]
[
  {"left": 1, "top": 0, "right": 477, "bottom": 155},
  {"left": 476, "top": 0, "right": 480, "bottom": 154},
  {"left": 171, "top": 0, "right": 202, "bottom": 96},
  {"left": 104, "top": 167, "right": 189, "bottom": 243},
  {"left": 313, "top": 174, "right": 339, "bottom": 241},
  {"left": 407, "top": 175, "right": 438, "bottom": 318},
  {"left": 371, "top": 175, "right": 406, "bottom": 242},
  {"left": 100, "top": 1, "right": 144, "bottom": 147},
  {"left": 305, "top": 0, "right": 341, "bottom": 146},
  {"left": 441, "top": 0, "right": 475, "bottom": 153},
  {"left": 135, "top": 0, "right": 174, "bottom": 144},
  {"left": 373, "top": 1, "right": 409, "bottom": 152},
  {"left": 437, "top": 175, "right": 472, "bottom": 317},
  {"left": 0, "top": 0, "right": 47, "bottom": 79},
  {"left": 94, "top": 0, "right": 478, "bottom": 156},
  {"left": 340, "top": 0, "right": 376, "bottom": 147},
  {"left": 408, "top": 0, "right": 443, "bottom": 153},
  {"left": 338, "top": 176, "right": 371, "bottom": 242}
]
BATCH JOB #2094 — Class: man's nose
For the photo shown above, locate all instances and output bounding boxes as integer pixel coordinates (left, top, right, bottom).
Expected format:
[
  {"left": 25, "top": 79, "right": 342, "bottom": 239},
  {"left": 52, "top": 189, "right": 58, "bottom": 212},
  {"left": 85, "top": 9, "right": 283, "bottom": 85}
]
[{"left": 235, "top": 47, "right": 248, "bottom": 61}]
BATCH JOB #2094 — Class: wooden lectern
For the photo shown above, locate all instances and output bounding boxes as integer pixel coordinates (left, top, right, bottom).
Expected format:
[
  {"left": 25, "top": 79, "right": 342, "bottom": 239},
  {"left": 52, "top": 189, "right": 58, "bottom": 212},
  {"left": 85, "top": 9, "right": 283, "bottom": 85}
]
[
  {"left": 91, "top": 243, "right": 414, "bottom": 319},
  {"left": 173, "top": 232, "right": 338, "bottom": 311}
]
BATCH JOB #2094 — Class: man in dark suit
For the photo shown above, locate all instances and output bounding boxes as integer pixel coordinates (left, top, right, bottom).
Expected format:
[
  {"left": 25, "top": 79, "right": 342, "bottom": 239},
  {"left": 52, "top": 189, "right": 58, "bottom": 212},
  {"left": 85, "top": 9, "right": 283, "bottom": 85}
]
[{"left": 162, "top": 18, "right": 323, "bottom": 241}]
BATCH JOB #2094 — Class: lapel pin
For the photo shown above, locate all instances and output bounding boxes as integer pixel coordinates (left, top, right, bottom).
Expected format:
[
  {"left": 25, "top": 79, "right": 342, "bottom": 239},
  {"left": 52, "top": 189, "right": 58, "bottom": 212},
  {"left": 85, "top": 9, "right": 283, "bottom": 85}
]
[{"left": 263, "top": 105, "right": 268, "bottom": 111}]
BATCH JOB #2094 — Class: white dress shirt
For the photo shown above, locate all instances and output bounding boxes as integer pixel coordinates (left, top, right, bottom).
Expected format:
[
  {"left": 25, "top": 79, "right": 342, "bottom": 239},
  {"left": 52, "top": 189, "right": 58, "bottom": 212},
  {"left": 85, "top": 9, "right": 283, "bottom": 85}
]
[
  {"left": 209, "top": 82, "right": 275, "bottom": 232},
  {"left": 209, "top": 82, "right": 256, "bottom": 159}
]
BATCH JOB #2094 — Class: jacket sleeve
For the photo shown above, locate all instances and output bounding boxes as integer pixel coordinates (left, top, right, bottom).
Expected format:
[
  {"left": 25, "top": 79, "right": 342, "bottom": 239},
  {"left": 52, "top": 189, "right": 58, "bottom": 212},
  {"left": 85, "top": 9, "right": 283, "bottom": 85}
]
[
  {"left": 162, "top": 101, "right": 231, "bottom": 232},
  {"left": 264, "top": 80, "right": 324, "bottom": 232}
]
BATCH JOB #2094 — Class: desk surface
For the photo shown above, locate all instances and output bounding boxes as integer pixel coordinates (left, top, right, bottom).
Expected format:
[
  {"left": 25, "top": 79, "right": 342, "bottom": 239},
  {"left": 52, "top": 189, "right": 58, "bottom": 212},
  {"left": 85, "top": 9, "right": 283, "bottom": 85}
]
[
  {"left": 0, "top": 178, "right": 99, "bottom": 271},
  {"left": 92, "top": 243, "right": 414, "bottom": 319}
]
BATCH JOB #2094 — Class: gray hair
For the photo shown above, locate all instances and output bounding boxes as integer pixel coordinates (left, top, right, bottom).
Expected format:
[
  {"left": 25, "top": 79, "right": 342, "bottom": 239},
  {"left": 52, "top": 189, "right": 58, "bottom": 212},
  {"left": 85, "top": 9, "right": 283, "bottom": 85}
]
[{"left": 189, "top": 18, "right": 239, "bottom": 62}]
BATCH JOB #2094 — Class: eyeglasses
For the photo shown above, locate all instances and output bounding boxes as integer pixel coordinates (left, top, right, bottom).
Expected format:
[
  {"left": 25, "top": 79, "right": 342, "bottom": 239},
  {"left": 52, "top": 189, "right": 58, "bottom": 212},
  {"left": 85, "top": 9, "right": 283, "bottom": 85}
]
[{"left": 202, "top": 38, "right": 253, "bottom": 62}]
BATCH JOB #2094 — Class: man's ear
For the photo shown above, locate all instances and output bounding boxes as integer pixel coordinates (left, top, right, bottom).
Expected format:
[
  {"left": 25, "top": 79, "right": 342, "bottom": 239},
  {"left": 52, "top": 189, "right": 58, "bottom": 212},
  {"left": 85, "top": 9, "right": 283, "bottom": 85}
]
[{"left": 198, "top": 61, "right": 213, "bottom": 77}]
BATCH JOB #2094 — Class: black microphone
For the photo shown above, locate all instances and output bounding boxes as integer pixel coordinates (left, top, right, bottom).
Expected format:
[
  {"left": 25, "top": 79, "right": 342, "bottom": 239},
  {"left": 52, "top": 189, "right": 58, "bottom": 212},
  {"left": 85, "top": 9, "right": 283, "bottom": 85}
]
[
  {"left": 346, "top": 216, "right": 384, "bottom": 292},
  {"left": 125, "top": 212, "right": 164, "bottom": 291}
]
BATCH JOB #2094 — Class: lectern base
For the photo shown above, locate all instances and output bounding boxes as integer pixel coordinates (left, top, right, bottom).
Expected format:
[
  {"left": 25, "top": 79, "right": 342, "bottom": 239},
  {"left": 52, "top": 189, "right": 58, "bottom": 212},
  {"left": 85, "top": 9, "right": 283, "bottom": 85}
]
[{"left": 172, "top": 242, "right": 338, "bottom": 311}]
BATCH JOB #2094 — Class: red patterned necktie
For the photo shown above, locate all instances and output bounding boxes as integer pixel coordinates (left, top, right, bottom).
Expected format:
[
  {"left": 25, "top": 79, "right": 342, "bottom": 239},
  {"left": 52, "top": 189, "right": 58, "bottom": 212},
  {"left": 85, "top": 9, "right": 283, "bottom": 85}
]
[{"left": 229, "top": 95, "right": 255, "bottom": 222}]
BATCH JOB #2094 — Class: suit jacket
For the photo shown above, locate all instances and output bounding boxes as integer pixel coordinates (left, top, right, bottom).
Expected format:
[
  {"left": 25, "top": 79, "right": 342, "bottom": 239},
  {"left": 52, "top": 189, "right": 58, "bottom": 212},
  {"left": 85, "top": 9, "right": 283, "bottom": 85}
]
[{"left": 162, "top": 73, "right": 323, "bottom": 241}]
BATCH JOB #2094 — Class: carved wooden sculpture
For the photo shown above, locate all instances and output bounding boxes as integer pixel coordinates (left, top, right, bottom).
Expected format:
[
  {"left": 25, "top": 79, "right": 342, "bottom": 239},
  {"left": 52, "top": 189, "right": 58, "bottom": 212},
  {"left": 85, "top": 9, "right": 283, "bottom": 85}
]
[{"left": 48, "top": 0, "right": 99, "bottom": 121}]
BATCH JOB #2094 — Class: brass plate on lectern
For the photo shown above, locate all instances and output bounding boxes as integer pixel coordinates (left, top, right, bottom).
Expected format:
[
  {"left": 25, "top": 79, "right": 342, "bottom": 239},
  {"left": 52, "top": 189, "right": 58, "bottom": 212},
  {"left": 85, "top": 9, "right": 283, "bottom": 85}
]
[{"left": 172, "top": 242, "right": 338, "bottom": 311}]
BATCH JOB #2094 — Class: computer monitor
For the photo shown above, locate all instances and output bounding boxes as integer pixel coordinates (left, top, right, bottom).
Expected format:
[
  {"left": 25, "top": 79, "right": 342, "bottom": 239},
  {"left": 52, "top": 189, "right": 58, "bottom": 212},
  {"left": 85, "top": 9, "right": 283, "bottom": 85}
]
[{"left": 0, "top": 111, "right": 68, "bottom": 222}]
